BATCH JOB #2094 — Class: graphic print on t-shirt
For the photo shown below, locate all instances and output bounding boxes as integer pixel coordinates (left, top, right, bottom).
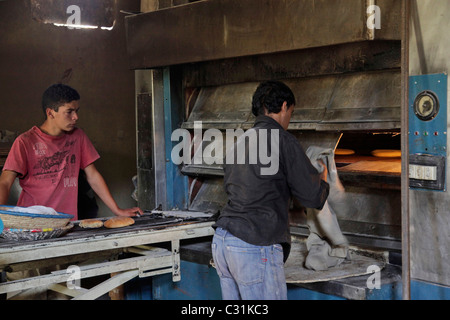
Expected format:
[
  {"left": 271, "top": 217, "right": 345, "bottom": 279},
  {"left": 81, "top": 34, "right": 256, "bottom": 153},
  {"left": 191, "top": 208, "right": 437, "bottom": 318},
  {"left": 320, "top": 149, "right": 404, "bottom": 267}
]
[
  {"left": 35, "top": 150, "right": 70, "bottom": 173},
  {"left": 32, "top": 139, "right": 77, "bottom": 187}
]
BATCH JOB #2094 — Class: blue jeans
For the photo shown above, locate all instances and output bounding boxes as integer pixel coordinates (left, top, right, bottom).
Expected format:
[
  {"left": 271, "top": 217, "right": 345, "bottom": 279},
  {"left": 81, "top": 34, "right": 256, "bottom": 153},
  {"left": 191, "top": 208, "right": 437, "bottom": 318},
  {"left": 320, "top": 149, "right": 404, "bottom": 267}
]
[{"left": 211, "top": 227, "right": 287, "bottom": 300}]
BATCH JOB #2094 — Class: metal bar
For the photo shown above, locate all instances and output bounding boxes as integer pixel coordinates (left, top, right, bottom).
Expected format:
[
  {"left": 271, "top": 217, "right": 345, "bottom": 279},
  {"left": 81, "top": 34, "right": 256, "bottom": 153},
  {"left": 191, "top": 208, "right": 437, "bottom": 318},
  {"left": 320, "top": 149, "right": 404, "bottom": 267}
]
[
  {"left": 47, "top": 283, "right": 88, "bottom": 298},
  {"left": 139, "top": 267, "right": 173, "bottom": 279},
  {"left": 135, "top": 69, "right": 158, "bottom": 210},
  {"left": 401, "top": 0, "right": 411, "bottom": 300},
  {"left": 72, "top": 270, "right": 139, "bottom": 300},
  {"left": 163, "top": 67, "right": 175, "bottom": 210},
  {"left": 151, "top": 69, "right": 168, "bottom": 209}
]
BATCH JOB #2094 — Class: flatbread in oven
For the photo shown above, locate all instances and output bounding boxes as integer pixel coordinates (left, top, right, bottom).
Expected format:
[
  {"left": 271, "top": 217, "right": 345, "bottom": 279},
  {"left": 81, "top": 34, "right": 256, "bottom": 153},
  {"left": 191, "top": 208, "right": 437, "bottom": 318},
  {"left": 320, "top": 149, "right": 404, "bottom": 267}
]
[
  {"left": 335, "top": 149, "right": 355, "bottom": 156},
  {"left": 371, "top": 149, "right": 401, "bottom": 158}
]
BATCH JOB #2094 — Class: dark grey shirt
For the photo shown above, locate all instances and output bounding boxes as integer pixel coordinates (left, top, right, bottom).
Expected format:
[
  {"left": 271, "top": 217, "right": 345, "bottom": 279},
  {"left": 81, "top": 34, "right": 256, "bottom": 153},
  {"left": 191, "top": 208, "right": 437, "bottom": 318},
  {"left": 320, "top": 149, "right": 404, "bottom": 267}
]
[{"left": 215, "top": 115, "right": 329, "bottom": 260}]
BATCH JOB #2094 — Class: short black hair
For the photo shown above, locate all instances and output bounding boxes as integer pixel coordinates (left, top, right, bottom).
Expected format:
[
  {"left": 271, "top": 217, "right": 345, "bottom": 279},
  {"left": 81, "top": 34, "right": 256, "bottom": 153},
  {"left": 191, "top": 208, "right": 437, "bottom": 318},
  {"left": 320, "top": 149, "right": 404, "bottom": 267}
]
[
  {"left": 42, "top": 84, "right": 80, "bottom": 116},
  {"left": 252, "top": 81, "right": 296, "bottom": 117}
]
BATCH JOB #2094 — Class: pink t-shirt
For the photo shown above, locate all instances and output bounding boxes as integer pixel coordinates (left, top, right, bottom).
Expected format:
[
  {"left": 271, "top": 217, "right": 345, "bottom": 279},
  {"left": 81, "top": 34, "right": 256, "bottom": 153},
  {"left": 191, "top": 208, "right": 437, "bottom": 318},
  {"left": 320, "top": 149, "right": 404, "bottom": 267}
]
[{"left": 3, "top": 126, "right": 100, "bottom": 220}]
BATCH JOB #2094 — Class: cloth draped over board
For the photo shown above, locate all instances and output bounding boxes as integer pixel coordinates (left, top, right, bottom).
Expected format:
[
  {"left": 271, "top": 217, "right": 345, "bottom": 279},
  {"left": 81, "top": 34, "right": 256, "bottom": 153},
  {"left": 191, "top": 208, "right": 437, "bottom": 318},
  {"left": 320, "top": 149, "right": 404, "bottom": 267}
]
[{"left": 303, "top": 146, "right": 352, "bottom": 271}]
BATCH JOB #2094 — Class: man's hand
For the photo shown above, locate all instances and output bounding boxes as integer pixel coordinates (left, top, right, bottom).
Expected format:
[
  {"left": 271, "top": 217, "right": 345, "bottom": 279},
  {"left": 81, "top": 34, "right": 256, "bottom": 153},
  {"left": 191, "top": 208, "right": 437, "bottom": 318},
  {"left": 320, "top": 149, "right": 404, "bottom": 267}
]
[
  {"left": 318, "top": 160, "right": 328, "bottom": 183},
  {"left": 114, "top": 207, "right": 143, "bottom": 217}
]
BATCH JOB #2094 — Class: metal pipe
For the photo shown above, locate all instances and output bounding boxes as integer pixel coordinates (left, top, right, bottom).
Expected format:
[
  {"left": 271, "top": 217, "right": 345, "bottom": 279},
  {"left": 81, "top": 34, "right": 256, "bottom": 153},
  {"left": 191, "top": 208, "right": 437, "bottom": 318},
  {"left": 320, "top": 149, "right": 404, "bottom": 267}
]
[{"left": 401, "top": 0, "right": 411, "bottom": 301}]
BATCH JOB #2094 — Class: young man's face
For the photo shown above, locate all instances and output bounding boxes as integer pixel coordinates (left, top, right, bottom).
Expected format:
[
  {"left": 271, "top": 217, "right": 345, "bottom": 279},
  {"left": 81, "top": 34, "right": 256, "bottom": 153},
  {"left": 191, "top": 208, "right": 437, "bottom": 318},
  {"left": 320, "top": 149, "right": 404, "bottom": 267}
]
[
  {"left": 50, "top": 101, "right": 80, "bottom": 132},
  {"left": 279, "top": 102, "right": 294, "bottom": 131}
]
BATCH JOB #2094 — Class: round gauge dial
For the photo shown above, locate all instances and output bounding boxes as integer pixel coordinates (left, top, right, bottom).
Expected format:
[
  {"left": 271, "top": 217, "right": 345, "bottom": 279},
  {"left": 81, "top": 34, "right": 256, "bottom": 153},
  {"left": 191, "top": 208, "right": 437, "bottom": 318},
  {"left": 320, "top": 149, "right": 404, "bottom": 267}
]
[{"left": 414, "top": 90, "right": 439, "bottom": 121}]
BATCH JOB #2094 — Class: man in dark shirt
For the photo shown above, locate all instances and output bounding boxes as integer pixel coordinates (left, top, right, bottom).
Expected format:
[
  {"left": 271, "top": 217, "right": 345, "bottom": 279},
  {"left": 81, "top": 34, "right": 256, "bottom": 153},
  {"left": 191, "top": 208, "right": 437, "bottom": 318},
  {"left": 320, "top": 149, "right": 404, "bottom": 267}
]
[{"left": 212, "top": 80, "right": 329, "bottom": 300}]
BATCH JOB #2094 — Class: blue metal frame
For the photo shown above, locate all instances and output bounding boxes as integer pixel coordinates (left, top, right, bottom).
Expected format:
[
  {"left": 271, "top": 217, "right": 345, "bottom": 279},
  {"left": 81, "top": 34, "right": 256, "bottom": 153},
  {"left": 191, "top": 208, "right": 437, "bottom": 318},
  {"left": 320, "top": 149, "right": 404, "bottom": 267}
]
[
  {"left": 163, "top": 67, "right": 189, "bottom": 210},
  {"left": 411, "top": 280, "right": 450, "bottom": 300}
]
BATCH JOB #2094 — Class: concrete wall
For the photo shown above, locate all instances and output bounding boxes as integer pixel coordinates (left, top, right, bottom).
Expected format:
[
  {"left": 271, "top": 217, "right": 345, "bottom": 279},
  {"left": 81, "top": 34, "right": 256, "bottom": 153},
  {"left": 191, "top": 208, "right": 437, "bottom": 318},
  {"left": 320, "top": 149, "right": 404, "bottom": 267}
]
[{"left": 0, "top": 0, "right": 141, "bottom": 217}]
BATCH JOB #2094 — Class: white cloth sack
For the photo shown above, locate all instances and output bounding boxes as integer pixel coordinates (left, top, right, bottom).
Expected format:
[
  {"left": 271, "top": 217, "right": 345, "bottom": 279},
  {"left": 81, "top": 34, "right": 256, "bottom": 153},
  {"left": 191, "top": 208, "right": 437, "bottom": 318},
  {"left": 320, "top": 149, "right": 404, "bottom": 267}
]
[{"left": 304, "top": 146, "right": 349, "bottom": 271}]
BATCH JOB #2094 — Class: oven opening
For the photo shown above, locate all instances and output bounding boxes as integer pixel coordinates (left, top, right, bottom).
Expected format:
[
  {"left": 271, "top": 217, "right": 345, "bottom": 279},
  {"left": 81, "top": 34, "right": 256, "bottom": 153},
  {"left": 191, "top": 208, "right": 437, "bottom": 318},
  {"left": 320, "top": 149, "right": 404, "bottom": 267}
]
[
  {"left": 335, "top": 131, "right": 401, "bottom": 189},
  {"left": 335, "top": 131, "right": 401, "bottom": 166}
]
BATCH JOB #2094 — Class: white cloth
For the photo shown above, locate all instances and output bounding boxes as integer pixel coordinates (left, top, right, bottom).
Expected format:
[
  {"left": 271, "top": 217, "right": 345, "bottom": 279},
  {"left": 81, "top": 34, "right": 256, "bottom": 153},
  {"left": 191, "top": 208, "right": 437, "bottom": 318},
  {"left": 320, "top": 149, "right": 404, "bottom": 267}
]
[
  {"left": 304, "top": 146, "right": 349, "bottom": 271},
  {"left": 6, "top": 205, "right": 58, "bottom": 215}
]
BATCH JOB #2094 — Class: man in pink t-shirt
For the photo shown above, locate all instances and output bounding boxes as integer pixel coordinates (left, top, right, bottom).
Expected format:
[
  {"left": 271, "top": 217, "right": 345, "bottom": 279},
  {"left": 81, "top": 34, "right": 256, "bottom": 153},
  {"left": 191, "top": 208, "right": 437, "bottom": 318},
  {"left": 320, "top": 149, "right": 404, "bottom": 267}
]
[{"left": 0, "top": 84, "right": 143, "bottom": 220}]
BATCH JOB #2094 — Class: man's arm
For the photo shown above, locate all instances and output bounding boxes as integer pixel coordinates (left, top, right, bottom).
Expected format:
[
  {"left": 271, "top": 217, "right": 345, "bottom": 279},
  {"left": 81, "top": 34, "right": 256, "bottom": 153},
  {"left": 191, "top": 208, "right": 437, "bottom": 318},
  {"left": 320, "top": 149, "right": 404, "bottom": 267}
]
[
  {"left": 0, "top": 170, "right": 18, "bottom": 205},
  {"left": 83, "top": 163, "right": 142, "bottom": 217},
  {"left": 284, "top": 140, "right": 330, "bottom": 210},
  {"left": 318, "top": 160, "right": 328, "bottom": 183}
]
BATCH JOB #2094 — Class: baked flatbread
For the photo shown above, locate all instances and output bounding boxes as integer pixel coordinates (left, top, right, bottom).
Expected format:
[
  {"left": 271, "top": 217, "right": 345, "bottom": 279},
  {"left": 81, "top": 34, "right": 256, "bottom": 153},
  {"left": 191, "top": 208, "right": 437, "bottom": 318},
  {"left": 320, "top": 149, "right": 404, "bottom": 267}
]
[
  {"left": 79, "top": 219, "right": 104, "bottom": 229},
  {"left": 104, "top": 216, "right": 135, "bottom": 228}
]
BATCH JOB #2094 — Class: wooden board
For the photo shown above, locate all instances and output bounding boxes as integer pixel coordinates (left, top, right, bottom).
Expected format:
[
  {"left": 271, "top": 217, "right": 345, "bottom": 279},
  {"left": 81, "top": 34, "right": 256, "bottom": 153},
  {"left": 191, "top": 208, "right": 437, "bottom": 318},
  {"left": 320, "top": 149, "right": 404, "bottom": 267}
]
[{"left": 284, "top": 239, "right": 385, "bottom": 284}]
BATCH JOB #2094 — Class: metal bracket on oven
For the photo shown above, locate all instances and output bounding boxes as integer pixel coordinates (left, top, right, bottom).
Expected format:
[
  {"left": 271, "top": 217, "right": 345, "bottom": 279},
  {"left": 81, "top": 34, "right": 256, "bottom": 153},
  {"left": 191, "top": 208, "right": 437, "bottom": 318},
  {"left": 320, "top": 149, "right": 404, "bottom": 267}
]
[
  {"left": 127, "top": 244, "right": 180, "bottom": 282},
  {"left": 171, "top": 240, "right": 181, "bottom": 281}
]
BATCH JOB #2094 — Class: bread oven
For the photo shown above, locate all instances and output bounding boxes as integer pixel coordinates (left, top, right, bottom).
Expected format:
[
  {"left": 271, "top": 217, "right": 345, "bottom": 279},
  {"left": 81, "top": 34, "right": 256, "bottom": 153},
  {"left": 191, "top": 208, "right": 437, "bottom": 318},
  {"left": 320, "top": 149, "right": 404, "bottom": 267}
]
[{"left": 125, "top": 0, "right": 403, "bottom": 298}]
